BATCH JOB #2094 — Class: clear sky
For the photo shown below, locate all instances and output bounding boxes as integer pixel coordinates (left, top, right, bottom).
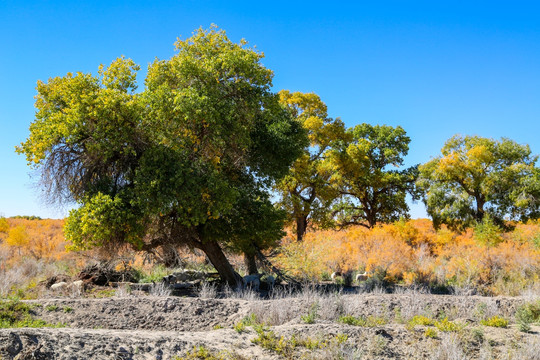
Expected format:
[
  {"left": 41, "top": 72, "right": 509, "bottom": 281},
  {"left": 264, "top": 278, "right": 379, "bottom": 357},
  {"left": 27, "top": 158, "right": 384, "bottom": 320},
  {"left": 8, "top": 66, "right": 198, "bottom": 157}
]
[{"left": 1, "top": 1, "right": 539, "bottom": 219}]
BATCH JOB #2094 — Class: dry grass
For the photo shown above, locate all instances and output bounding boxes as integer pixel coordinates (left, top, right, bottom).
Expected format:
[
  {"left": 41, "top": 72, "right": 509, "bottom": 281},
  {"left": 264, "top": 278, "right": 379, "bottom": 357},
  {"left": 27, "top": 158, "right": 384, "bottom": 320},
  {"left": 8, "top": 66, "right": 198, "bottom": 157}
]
[
  {"left": 434, "top": 334, "right": 467, "bottom": 360},
  {"left": 149, "top": 282, "right": 171, "bottom": 297},
  {"left": 198, "top": 282, "right": 218, "bottom": 299},
  {"left": 115, "top": 284, "right": 132, "bottom": 298}
]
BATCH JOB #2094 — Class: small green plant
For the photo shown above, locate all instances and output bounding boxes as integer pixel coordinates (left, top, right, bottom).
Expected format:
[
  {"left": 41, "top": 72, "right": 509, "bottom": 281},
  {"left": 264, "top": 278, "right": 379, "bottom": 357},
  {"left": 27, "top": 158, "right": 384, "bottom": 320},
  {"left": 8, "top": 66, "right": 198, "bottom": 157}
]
[
  {"left": 335, "top": 333, "right": 348, "bottom": 344},
  {"left": 301, "top": 302, "right": 319, "bottom": 324},
  {"left": 136, "top": 264, "right": 171, "bottom": 283},
  {"left": 518, "top": 321, "right": 531, "bottom": 333},
  {"left": 338, "top": 314, "right": 387, "bottom": 327},
  {"left": 88, "top": 288, "right": 116, "bottom": 298},
  {"left": 233, "top": 313, "right": 258, "bottom": 333},
  {"left": 175, "top": 346, "right": 226, "bottom": 360},
  {"left": 45, "top": 304, "right": 59, "bottom": 312},
  {"left": 424, "top": 328, "right": 438, "bottom": 338},
  {"left": 321, "top": 272, "right": 331, "bottom": 281},
  {"left": 515, "top": 299, "right": 540, "bottom": 331},
  {"left": 240, "top": 313, "right": 257, "bottom": 326},
  {"left": 474, "top": 215, "right": 504, "bottom": 247},
  {"left": 233, "top": 321, "right": 246, "bottom": 333},
  {"left": 63, "top": 306, "right": 73, "bottom": 313},
  {"left": 212, "top": 324, "right": 223, "bottom": 330},
  {"left": 252, "top": 327, "right": 293, "bottom": 357},
  {"left": 434, "top": 318, "right": 463, "bottom": 332},
  {"left": 470, "top": 327, "right": 485, "bottom": 343},
  {"left": 289, "top": 334, "right": 324, "bottom": 350},
  {"left": 473, "top": 302, "right": 487, "bottom": 320},
  {"left": 339, "top": 315, "right": 361, "bottom": 326},
  {"left": 480, "top": 316, "right": 508, "bottom": 328}
]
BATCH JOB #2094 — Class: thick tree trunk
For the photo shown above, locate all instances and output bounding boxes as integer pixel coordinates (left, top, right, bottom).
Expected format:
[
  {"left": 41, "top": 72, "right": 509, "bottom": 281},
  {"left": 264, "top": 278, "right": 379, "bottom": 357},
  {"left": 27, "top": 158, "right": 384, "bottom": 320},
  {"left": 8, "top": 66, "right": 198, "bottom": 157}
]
[
  {"left": 244, "top": 252, "right": 258, "bottom": 275},
  {"left": 197, "top": 239, "right": 243, "bottom": 288},
  {"left": 296, "top": 215, "right": 308, "bottom": 242}
]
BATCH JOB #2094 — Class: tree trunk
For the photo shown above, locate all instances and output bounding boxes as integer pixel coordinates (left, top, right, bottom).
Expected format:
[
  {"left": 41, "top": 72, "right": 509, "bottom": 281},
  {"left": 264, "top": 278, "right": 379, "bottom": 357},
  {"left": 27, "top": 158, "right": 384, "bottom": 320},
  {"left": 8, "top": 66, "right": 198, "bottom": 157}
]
[
  {"left": 475, "top": 195, "right": 485, "bottom": 221},
  {"left": 366, "top": 208, "right": 376, "bottom": 228},
  {"left": 244, "top": 252, "right": 258, "bottom": 275},
  {"left": 197, "top": 239, "right": 243, "bottom": 288},
  {"left": 296, "top": 215, "right": 308, "bottom": 242}
]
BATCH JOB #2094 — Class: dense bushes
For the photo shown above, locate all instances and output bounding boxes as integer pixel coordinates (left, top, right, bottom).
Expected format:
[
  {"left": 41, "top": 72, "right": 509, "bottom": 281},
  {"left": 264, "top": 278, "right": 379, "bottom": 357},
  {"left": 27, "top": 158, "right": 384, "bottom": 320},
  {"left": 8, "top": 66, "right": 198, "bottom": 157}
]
[
  {"left": 276, "top": 219, "right": 540, "bottom": 296},
  {"left": 1, "top": 216, "right": 540, "bottom": 297}
]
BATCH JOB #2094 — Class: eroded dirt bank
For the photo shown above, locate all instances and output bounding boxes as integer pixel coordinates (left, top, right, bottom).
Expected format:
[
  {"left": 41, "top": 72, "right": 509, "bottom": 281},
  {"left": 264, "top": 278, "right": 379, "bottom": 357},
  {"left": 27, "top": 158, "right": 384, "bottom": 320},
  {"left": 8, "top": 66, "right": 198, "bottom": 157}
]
[{"left": 0, "top": 294, "right": 538, "bottom": 359}]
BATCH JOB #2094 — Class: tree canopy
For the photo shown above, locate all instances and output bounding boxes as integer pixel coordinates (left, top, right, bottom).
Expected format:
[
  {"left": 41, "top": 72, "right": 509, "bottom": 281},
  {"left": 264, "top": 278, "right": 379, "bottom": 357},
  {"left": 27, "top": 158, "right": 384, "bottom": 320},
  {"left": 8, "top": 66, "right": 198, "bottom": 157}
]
[
  {"left": 417, "top": 135, "right": 540, "bottom": 230},
  {"left": 17, "top": 26, "right": 306, "bottom": 287},
  {"left": 326, "top": 124, "right": 418, "bottom": 228}
]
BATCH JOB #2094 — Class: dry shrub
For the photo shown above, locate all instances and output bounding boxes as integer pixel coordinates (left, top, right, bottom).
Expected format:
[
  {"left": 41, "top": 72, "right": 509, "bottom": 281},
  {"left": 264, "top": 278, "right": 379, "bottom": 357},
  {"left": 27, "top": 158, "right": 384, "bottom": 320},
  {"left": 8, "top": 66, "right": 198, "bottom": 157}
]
[
  {"left": 250, "top": 300, "right": 298, "bottom": 326},
  {"left": 198, "top": 282, "right": 218, "bottom": 299},
  {"left": 434, "top": 334, "right": 467, "bottom": 360},
  {"left": 511, "top": 336, "right": 540, "bottom": 360},
  {"left": 276, "top": 219, "right": 540, "bottom": 296}
]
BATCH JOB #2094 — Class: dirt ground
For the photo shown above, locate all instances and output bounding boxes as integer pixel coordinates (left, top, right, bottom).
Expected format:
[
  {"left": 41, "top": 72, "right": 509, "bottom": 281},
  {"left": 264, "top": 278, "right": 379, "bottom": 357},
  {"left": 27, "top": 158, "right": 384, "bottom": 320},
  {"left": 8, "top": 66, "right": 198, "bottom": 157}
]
[{"left": 0, "top": 293, "right": 538, "bottom": 359}]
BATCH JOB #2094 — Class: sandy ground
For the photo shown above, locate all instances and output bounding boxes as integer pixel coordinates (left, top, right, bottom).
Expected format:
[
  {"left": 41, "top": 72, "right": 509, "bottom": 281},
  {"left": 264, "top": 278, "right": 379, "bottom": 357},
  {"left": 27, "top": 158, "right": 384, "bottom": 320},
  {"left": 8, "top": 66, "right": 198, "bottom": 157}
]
[{"left": 0, "top": 294, "right": 538, "bottom": 359}]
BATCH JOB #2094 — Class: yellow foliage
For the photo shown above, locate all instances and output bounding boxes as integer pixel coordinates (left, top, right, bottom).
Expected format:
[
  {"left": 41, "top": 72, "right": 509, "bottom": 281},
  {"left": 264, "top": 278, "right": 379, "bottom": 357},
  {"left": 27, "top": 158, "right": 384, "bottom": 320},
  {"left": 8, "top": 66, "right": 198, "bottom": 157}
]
[
  {"left": 0, "top": 217, "right": 8, "bottom": 233},
  {"left": 1, "top": 218, "right": 67, "bottom": 261},
  {"left": 6, "top": 226, "right": 30, "bottom": 248},
  {"left": 276, "top": 219, "right": 540, "bottom": 295}
]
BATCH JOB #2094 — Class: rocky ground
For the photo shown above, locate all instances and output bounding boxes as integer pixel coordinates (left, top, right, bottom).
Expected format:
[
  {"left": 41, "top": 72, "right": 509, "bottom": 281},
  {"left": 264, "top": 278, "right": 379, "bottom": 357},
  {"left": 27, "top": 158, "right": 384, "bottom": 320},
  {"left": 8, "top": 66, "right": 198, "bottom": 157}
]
[{"left": 0, "top": 293, "right": 539, "bottom": 359}]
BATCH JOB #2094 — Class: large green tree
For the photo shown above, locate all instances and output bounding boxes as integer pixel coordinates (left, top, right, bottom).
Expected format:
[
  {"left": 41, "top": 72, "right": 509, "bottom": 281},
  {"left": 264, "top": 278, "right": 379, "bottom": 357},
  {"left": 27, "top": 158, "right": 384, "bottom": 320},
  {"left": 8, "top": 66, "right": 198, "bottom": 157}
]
[
  {"left": 17, "top": 26, "right": 306, "bottom": 288},
  {"left": 327, "top": 124, "right": 418, "bottom": 228},
  {"left": 417, "top": 135, "right": 540, "bottom": 230},
  {"left": 274, "top": 90, "right": 346, "bottom": 241}
]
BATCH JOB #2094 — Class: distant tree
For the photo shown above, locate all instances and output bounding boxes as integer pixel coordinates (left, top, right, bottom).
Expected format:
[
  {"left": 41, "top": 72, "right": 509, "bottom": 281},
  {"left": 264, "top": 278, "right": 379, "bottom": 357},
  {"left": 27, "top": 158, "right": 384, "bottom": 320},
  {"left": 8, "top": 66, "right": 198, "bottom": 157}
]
[
  {"left": 11, "top": 215, "right": 42, "bottom": 220},
  {"left": 327, "top": 124, "right": 418, "bottom": 228},
  {"left": 417, "top": 135, "right": 540, "bottom": 230},
  {"left": 17, "top": 26, "right": 306, "bottom": 288},
  {"left": 6, "top": 225, "right": 29, "bottom": 255},
  {"left": 275, "top": 90, "right": 346, "bottom": 241}
]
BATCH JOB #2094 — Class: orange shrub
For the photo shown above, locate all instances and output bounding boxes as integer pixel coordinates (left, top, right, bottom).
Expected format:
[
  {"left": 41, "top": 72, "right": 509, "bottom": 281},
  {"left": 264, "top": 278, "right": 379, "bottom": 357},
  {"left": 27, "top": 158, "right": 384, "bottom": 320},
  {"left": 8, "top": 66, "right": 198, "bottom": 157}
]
[
  {"left": 0, "top": 218, "right": 68, "bottom": 266},
  {"left": 276, "top": 219, "right": 540, "bottom": 295}
]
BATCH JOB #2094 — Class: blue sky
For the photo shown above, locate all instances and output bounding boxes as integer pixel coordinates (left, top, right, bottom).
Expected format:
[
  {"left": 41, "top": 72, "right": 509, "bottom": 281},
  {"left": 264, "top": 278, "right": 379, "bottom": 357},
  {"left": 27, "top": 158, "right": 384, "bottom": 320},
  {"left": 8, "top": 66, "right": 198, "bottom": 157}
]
[{"left": 1, "top": 1, "right": 540, "bottom": 219}]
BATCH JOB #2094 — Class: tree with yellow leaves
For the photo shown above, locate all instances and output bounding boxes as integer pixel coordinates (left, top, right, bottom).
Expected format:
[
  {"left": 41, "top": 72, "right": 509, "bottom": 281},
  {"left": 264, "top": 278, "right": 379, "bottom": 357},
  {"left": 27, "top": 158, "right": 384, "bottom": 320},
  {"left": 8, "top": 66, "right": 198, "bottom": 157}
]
[
  {"left": 6, "top": 225, "right": 30, "bottom": 255},
  {"left": 274, "top": 90, "right": 347, "bottom": 241},
  {"left": 417, "top": 135, "right": 540, "bottom": 230}
]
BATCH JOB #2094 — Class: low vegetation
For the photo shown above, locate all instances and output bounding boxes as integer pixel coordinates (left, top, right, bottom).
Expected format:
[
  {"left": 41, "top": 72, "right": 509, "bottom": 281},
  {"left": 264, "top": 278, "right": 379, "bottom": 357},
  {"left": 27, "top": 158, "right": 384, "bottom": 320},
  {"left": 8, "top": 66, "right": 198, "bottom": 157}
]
[
  {"left": 480, "top": 316, "right": 509, "bottom": 328},
  {"left": 0, "top": 299, "right": 63, "bottom": 328},
  {"left": 276, "top": 219, "right": 540, "bottom": 296}
]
